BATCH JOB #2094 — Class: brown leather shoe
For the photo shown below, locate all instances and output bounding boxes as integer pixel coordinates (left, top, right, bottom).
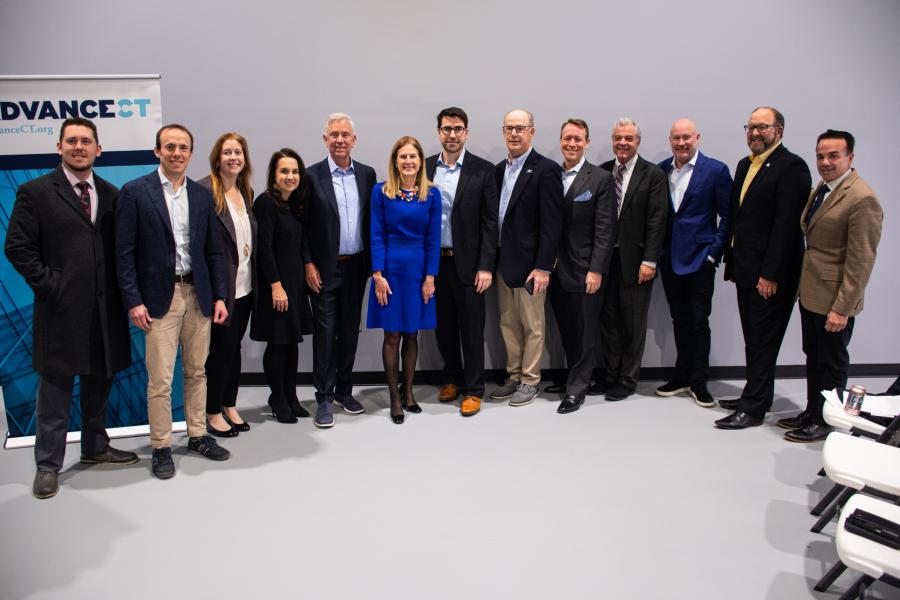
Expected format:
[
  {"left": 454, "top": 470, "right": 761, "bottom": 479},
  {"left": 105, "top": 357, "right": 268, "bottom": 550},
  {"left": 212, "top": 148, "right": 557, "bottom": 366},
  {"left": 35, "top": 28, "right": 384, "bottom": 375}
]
[
  {"left": 460, "top": 396, "right": 481, "bottom": 416},
  {"left": 438, "top": 384, "right": 459, "bottom": 402}
]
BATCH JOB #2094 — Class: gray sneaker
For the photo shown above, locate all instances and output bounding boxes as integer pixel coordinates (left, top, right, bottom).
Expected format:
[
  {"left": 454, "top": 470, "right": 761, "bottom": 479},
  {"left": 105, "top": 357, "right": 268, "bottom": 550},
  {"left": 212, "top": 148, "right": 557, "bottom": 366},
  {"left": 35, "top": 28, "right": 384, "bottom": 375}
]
[
  {"left": 509, "top": 383, "right": 538, "bottom": 407},
  {"left": 489, "top": 378, "right": 520, "bottom": 400},
  {"left": 334, "top": 396, "right": 365, "bottom": 415},
  {"left": 315, "top": 401, "right": 335, "bottom": 428}
]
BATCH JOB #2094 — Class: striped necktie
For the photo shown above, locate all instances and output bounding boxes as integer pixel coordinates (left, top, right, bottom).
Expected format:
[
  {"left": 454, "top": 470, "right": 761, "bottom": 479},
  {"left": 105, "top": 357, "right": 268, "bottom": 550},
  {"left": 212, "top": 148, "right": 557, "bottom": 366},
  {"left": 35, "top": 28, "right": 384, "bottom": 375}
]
[
  {"left": 75, "top": 181, "right": 91, "bottom": 219},
  {"left": 615, "top": 163, "right": 626, "bottom": 216}
]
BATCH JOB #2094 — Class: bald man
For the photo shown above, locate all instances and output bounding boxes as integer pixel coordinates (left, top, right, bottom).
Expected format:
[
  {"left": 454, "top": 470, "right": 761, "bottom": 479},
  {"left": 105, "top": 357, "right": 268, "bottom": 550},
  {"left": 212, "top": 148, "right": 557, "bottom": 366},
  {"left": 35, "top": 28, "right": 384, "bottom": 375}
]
[{"left": 655, "top": 119, "right": 732, "bottom": 407}]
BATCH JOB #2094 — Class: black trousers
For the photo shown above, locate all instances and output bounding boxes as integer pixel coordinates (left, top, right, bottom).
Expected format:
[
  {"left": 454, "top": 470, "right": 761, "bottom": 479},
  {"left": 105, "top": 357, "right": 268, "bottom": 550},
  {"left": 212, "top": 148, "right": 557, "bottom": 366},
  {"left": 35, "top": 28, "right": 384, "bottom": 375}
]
[
  {"left": 660, "top": 260, "right": 716, "bottom": 389},
  {"left": 435, "top": 255, "right": 486, "bottom": 397},
  {"left": 549, "top": 280, "right": 603, "bottom": 400},
  {"left": 309, "top": 253, "right": 366, "bottom": 404},
  {"left": 35, "top": 373, "right": 112, "bottom": 473},
  {"left": 800, "top": 303, "right": 854, "bottom": 424},
  {"left": 206, "top": 293, "right": 253, "bottom": 414},
  {"left": 598, "top": 250, "right": 654, "bottom": 392},
  {"left": 735, "top": 281, "right": 798, "bottom": 418}
]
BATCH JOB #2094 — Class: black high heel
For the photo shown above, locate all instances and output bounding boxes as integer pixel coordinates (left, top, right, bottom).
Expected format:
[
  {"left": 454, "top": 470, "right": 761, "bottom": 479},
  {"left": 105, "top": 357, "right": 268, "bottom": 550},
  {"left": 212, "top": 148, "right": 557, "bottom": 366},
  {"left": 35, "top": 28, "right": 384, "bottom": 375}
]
[
  {"left": 206, "top": 419, "right": 238, "bottom": 438},
  {"left": 389, "top": 389, "right": 405, "bottom": 424},
  {"left": 285, "top": 395, "right": 310, "bottom": 418},
  {"left": 403, "top": 388, "right": 422, "bottom": 413},
  {"left": 223, "top": 413, "right": 250, "bottom": 432},
  {"left": 268, "top": 395, "right": 298, "bottom": 424}
]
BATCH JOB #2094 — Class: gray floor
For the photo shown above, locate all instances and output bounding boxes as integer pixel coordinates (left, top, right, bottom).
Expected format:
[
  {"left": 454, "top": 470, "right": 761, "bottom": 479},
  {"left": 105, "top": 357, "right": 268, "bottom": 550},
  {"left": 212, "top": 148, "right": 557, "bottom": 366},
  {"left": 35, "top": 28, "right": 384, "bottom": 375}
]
[{"left": 1, "top": 377, "right": 897, "bottom": 600}]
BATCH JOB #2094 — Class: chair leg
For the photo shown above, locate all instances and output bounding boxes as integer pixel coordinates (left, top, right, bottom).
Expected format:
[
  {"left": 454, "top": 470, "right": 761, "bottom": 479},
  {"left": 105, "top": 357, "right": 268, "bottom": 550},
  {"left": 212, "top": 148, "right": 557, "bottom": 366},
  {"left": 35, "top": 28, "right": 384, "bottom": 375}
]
[
  {"left": 812, "top": 488, "right": 856, "bottom": 533},
  {"left": 814, "top": 560, "right": 847, "bottom": 592},
  {"left": 838, "top": 574, "right": 874, "bottom": 600},
  {"left": 812, "top": 483, "right": 846, "bottom": 516}
]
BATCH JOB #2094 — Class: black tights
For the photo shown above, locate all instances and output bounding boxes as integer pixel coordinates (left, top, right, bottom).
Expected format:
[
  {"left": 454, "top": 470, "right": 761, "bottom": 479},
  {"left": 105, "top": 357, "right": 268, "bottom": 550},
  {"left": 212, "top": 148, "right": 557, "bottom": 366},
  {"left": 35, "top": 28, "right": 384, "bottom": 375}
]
[
  {"left": 263, "top": 342, "right": 298, "bottom": 411},
  {"left": 383, "top": 331, "right": 418, "bottom": 414}
]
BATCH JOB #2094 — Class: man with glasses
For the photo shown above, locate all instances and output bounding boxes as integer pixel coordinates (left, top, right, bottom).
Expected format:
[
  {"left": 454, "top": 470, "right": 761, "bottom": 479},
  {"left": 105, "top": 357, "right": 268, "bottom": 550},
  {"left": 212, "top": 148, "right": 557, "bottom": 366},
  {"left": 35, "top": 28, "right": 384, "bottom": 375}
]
[
  {"left": 489, "top": 109, "right": 563, "bottom": 407},
  {"left": 716, "top": 107, "right": 811, "bottom": 430},
  {"left": 426, "top": 107, "right": 498, "bottom": 417}
]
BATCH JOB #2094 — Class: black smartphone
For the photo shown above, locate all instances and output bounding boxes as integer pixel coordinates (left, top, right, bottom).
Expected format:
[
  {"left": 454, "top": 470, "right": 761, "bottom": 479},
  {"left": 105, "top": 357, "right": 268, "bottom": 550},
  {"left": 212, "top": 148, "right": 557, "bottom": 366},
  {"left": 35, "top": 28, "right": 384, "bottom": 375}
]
[{"left": 524, "top": 278, "right": 535, "bottom": 295}]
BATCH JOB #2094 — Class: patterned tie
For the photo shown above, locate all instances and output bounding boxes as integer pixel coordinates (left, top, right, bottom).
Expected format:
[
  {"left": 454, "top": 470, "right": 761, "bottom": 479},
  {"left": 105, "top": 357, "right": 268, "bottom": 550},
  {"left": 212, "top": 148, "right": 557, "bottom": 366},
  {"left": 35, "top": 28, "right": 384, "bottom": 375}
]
[
  {"left": 75, "top": 181, "right": 91, "bottom": 219},
  {"left": 615, "top": 163, "right": 626, "bottom": 216},
  {"left": 806, "top": 184, "right": 829, "bottom": 224}
]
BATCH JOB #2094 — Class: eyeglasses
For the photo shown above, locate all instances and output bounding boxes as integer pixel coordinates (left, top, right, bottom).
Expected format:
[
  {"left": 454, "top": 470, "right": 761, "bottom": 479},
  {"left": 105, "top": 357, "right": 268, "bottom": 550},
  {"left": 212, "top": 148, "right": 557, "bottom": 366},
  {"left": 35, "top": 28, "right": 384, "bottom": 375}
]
[
  {"left": 744, "top": 124, "right": 776, "bottom": 133},
  {"left": 503, "top": 125, "right": 532, "bottom": 135},
  {"left": 440, "top": 126, "right": 467, "bottom": 135}
]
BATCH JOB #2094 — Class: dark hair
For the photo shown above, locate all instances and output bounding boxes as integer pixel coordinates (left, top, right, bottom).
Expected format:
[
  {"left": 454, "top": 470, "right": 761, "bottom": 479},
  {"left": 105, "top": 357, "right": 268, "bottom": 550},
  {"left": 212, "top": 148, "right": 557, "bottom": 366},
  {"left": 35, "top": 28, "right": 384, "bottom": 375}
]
[
  {"left": 155, "top": 123, "right": 194, "bottom": 150},
  {"left": 560, "top": 118, "right": 590, "bottom": 140},
  {"left": 59, "top": 117, "right": 99, "bottom": 143},
  {"left": 265, "top": 148, "right": 308, "bottom": 219},
  {"left": 817, "top": 129, "right": 855, "bottom": 153},
  {"left": 436, "top": 106, "right": 469, "bottom": 129},
  {"left": 753, "top": 106, "right": 785, "bottom": 129}
]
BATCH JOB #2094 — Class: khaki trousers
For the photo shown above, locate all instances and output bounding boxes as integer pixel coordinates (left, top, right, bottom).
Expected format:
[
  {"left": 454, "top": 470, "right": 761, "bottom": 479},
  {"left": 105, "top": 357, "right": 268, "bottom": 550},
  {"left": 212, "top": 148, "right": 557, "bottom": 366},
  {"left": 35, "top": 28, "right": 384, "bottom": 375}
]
[
  {"left": 496, "top": 275, "right": 546, "bottom": 386},
  {"left": 146, "top": 283, "right": 211, "bottom": 448}
]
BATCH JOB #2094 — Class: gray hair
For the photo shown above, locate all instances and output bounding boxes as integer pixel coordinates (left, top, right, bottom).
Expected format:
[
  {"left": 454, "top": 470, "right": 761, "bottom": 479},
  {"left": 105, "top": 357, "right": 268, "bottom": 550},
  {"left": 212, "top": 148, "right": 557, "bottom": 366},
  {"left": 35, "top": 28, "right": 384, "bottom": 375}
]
[
  {"left": 324, "top": 112, "right": 355, "bottom": 132},
  {"left": 613, "top": 117, "right": 641, "bottom": 139},
  {"left": 504, "top": 109, "right": 535, "bottom": 127}
]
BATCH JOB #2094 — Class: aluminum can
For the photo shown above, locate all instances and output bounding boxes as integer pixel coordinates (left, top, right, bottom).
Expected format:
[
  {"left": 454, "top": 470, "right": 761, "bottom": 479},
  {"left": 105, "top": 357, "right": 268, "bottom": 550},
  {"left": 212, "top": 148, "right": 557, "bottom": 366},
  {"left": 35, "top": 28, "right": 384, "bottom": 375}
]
[{"left": 845, "top": 385, "right": 866, "bottom": 416}]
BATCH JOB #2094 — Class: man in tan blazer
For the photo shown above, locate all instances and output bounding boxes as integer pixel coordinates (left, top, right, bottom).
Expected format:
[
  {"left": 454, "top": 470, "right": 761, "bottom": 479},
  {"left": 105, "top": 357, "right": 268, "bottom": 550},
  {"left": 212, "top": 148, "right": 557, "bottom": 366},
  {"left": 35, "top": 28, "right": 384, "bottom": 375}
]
[{"left": 780, "top": 129, "right": 882, "bottom": 442}]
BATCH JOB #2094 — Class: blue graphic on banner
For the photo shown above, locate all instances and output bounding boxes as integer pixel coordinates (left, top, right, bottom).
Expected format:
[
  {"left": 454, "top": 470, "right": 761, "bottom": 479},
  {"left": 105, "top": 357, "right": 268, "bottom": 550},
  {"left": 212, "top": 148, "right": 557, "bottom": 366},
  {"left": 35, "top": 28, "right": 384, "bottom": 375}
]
[{"left": 1, "top": 156, "right": 184, "bottom": 438}]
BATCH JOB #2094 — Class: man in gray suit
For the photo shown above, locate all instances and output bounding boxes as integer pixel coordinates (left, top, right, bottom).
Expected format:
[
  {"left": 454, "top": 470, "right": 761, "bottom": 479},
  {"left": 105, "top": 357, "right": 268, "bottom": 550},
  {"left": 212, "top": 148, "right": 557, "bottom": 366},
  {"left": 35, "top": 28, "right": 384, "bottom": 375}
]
[
  {"left": 5, "top": 117, "right": 137, "bottom": 499},
  {"left": 548, "top": 119, "right": 617, "bottom": 413}
]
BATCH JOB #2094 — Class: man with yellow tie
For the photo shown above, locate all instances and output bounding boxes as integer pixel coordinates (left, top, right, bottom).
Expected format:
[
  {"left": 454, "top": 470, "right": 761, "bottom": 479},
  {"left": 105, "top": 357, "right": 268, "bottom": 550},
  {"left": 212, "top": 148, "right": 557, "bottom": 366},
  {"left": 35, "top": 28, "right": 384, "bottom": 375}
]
[{"left": 716, "top": 107, "right": 811, "bottom": 430}]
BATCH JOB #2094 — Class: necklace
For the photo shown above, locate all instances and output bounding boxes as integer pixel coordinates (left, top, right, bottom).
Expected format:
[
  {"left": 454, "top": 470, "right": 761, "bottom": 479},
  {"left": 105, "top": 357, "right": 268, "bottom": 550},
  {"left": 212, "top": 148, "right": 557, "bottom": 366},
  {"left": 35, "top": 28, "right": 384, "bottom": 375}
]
[
  {"left": 398, "top": 187, "right": 418, "bottom": 202},
  {"left": 229, "top": 193, "right": 251, "bottom": 256}
]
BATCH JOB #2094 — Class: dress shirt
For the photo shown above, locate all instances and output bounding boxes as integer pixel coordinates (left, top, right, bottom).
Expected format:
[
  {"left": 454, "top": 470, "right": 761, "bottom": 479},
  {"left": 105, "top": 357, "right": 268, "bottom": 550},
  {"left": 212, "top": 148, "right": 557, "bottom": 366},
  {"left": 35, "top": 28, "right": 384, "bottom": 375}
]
[
  {"left": 434, "top": 148, "right": 465, "bottom": 248},
  {"left": 227, "top": 194, "right": 253, "bottom": 298},
  {"left": 668, "top": 151, "right": 697, "bottom": 213},
  {"left": 561, "top": 156, "right": 586, "bottom": 196},
  {"left": 815, "top": 168, "right": 853, "bottom": 207},
  {"left": 158, "top": 167, "right": 192, "bottom": 275},
  {"left": 499, "top": 147, "right": 532, "bottom": 243},
  {"left": 61, "top": 165, "right": 97, "bottom": 223},
  {"left": 739, "top": 141, "right": 781, "bottom": 205},
  {"left": 328, "top": 155, "right": 363, "bottom": 255}
]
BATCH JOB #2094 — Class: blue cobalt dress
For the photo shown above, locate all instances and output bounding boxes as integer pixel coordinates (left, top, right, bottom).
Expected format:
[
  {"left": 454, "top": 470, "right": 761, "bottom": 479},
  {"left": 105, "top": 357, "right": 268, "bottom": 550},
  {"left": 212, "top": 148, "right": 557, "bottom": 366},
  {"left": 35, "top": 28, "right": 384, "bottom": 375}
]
[{"left": 367, "top": 182, "right": 441, "bottom": 333}]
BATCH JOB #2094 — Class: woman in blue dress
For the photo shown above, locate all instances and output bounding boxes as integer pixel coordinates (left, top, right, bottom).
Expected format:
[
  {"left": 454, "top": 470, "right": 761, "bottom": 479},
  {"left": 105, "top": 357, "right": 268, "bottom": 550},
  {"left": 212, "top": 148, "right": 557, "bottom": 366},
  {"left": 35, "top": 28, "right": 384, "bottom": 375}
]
[{"left": 368, "top": 136, "right": 441, "bottom": 424}]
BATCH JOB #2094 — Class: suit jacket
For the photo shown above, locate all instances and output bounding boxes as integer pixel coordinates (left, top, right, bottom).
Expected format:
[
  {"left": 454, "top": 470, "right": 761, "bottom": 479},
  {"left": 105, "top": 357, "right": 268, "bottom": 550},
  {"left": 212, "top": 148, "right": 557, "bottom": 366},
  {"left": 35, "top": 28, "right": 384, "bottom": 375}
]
[
  {"left": 494, "top": 149, "right": 564, "bottom": 287},
  {"left": 4, "top": 166, "right": 130, "bottom": 377},
  {"left": 555, "top": 160, "right": 617, "bottom": 293},
  {"left": 599, "top": 155, "right": 667, "bottom": 283},
  {"left": 657, "top": 152, "right": 732, "bottom": 275},
  {"left": 425, "top": 150, "right": 499, "bottom": 283},
  {"left": 303, "top": 157, "right": 376, "bottom": 281},
  {"left": 197, "top": 176, "right": 257, "bottom": 326},
  {"left": 115, "top": 169, "right": 226, "bottom": 318},
  {"left": 723, "top": 144, "right": 811, "bottom": 289},
  {"left": 799, "top": 170, "right": 882, "bottom": 316}
]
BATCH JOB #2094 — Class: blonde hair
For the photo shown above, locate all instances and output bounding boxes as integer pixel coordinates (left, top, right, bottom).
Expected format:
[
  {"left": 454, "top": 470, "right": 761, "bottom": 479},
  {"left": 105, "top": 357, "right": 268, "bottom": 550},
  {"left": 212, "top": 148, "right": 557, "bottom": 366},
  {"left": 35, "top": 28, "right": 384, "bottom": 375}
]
[
  {"left": 207, "top": 132, "right": 253, "bottom": 215},
  {"left": 383, "top": 136, "right": 430, "bottom": 201}
]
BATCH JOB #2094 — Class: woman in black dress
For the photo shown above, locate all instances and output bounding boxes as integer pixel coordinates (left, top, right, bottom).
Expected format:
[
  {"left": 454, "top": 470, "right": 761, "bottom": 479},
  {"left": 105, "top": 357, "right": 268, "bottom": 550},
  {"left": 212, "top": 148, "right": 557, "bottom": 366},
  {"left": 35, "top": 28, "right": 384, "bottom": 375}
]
[{"left": 250, "top": 148, "right": 313, "bottom": 423}]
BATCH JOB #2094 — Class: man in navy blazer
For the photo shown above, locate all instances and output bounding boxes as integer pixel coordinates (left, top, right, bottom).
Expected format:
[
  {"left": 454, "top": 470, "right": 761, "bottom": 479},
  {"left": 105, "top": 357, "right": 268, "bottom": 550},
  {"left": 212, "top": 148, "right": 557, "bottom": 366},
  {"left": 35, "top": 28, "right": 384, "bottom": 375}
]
[
  {"left": 656, "top": 119, "right": 732, "bottom": 408},
  {"left": 303, "top": 113, "right": 376, "bottom": 428},
  {"left": 116, "top": 124, "right": 230, "bottom": 478},
  {"left": 488, "top": 109, "right": 564, "bottom": 407}
]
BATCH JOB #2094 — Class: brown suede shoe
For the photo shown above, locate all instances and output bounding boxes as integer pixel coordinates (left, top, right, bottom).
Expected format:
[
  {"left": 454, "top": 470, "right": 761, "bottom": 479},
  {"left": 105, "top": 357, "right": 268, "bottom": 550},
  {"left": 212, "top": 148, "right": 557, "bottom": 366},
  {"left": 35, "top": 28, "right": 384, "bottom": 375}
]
[
  {"left": 438, "top": 384, "right": 459, "bottom": 402},
  {"left": 460, "top": 396, "right": 481, "bottom": 416}
]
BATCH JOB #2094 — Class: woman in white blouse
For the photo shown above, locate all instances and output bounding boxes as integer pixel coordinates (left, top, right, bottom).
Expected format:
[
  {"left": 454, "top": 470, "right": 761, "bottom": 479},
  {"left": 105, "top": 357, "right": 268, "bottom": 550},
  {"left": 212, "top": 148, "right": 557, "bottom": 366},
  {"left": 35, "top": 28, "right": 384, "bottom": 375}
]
[{"left": 199, "top": 133, "right": 257, "bottom": 436}]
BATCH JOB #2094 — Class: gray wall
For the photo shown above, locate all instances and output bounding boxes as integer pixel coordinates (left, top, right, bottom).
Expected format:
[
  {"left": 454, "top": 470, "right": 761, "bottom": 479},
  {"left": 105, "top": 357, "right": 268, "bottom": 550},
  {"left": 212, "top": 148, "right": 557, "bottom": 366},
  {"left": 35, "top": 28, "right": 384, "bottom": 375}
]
[{"left": 3, "top": 0, "right": 898, "bottom": 372}]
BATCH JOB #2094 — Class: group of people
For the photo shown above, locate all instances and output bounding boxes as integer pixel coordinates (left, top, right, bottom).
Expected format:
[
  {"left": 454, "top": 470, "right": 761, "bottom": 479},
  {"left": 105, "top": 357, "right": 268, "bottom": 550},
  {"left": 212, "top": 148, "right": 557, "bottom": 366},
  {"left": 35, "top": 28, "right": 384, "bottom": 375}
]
[{"left": 4, "top": 105, "right": 884, "bottom": 499}]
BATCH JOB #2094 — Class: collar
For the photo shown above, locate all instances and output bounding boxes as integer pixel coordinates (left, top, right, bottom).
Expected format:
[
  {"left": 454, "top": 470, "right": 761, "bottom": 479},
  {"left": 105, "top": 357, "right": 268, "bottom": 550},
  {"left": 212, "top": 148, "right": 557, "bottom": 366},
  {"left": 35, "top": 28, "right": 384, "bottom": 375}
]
[
  {"left": 671, "top": 151, "right": 699, "bottom": 172},
  {"left": 61, "top": 164, "right": 95, "bottom": 190},
  {"left": 749, "top": 141, "right": 781, "bottom": 165},
  {"left": 438, "top": 148, "right": 466, "bottom": 168},
  {"left": 328, "top": 155, "right": 355, "bottom": 175},
  {"left": 819, "top": 167, "right": 853, "bottom": 192},
  {"left": 507, "top": 147, "right": 532, "bottom": 168},
  {"left": 616, "top": 153, "right": 638, "bottom": 172},
  {"left": 157, "top": 166, "right": 185, "bottom": 191},
  {"left": 563, "top": 156, "right": 586, "bottom": 175}
]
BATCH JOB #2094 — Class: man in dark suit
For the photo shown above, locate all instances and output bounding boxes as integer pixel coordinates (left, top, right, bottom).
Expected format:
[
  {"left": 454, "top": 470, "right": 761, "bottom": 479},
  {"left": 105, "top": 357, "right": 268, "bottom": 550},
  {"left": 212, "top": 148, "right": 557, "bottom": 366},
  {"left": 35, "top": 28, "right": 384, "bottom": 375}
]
[
  {"left": 593, "top": 118, "right": 667, "bottom": 402},
  {"left": 116, "top": 124, "right": 230, "bottom": 478},
  {"left": 548, "top": 119, "right": 616, "bottom": 414},
  {"left": 303, "top": 113, "right": 376, "bottom": 428},
  {"left": 656, "top": 119, "right": 732, "bottom": 408},
  {"left": 488, "top": 109, "right": 564, "bottom": 407},
  {"left": 781, "top": 129, "right": 882, "bottom": 442},
  {"left": 426, "top": 107, "right": 498, "bottom": 417},
  {"left": 716, "top": 107, "right": 811, "bottom": 430},
  {"left": 5, "top": 117, "right": 137, "bottom": 499}
]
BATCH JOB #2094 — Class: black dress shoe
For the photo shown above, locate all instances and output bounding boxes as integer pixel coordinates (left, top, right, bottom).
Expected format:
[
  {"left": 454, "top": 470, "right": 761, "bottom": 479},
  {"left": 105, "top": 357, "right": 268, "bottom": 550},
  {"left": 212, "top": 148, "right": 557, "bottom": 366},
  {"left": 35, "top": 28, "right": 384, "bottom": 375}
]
[
  {"left": 206, "top": 421, "right": 238, "bottom": 438},
  {"left": 784, "top": 423, "right": 833, "bottom": 443},
  {"left": 544, "top": 382, "right": 566, "bottom": 394},
  {"left": 605, "top": 384, "right": 632, "bottom": 402},
  {"left": 718, "top": 398, "right": 739, "bottom": 410},
  {"left": 776, "top": 413, "right": 812, "bottom": 430},
  {"left": 587, "top": 380, "right": 611, "bottom": 396},
  {"left": 223, "top": 414, "right": 250, "bottom": 432},
  {"left": 714, "top": 411, "right": 763, "bottom": 430},
  {"left": 80, "top": 446, "right": 139, "bottom": 465},
  {"left": 557, "top": 395, "right": 583, "bottom": 414},
  {"left": 33, "top": 471, "right": 59, "bottom": 499}
]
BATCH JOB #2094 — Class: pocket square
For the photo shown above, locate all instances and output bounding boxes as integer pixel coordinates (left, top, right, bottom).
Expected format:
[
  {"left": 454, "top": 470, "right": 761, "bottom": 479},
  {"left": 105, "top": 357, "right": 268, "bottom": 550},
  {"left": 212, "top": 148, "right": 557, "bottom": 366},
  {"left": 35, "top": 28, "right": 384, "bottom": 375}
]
[{"left": 573, "top": 190, "right": 593, "bottom": 202}]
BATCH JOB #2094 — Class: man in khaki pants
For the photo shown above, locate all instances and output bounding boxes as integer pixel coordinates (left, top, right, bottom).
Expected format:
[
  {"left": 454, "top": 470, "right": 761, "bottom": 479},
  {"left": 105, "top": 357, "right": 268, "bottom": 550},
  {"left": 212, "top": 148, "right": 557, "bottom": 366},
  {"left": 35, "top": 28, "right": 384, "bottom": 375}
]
[{"left": 116, "top": 124, "right": 230, "bottom": 478}]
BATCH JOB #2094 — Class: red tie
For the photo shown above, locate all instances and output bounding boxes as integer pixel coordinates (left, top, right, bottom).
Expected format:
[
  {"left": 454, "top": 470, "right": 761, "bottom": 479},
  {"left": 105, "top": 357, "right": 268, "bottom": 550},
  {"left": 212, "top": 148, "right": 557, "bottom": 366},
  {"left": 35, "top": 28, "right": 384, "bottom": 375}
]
[{"left": 75, "top": 181, "right": 91, "bottom": 219}]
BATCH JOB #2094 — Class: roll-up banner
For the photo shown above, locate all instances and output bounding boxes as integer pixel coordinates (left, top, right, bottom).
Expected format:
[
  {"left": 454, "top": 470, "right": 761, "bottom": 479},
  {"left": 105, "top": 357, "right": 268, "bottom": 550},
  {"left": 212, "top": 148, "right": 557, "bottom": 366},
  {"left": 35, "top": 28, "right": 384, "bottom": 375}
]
[{"left": 0, "top": 75, "right": 184, "bottom": 448}]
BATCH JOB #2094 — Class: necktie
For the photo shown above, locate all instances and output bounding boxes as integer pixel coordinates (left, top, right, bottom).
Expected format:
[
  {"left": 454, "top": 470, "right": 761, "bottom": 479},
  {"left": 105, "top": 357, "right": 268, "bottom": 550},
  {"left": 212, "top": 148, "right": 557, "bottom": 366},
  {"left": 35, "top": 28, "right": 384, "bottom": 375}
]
[
  {"left": 615, "top": 163, "right": 625, "bottom": 215},
  {"left": 75, "top": 181, "right": 91, "bottom": 219},
  {"left": 806, "top": 184, "right": 829, "bottom": 224}
]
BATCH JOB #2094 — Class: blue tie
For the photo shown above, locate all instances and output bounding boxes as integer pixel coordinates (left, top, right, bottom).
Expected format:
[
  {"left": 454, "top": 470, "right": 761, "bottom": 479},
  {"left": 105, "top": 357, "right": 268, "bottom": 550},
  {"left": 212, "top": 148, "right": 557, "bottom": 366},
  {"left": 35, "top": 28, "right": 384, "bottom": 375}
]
[{"left": 806, "top": 184, "right": 829, "bottom": 224}]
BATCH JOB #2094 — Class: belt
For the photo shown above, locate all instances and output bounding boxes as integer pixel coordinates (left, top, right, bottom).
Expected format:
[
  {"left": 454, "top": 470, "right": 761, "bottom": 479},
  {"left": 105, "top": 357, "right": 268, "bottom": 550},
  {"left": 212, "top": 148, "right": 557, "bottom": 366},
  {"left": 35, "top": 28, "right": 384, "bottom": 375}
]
[
  {"left": 175, "top": 272, "right": 194, "bottom": 284},
  {"left": 440, "top": 248, "right": 454, "bottom": 257},
  {"left": 337, "top": 253, "right": 361, "bottom": 262}
]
